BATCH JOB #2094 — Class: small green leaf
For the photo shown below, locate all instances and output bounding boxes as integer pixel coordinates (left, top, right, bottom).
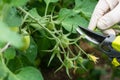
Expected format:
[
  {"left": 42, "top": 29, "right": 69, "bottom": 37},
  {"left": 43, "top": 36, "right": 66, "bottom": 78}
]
[
  {"left": 29, "top": 8, "right": 41, "bottom": 18},
  {"left": 44, "top": 0, "right": 58, "bottom": 5},
  {"left": 3, "top": 47, "right": 16, "bottom": 61},
  {"left": 62, "top": 15, "right": 88, "bottom": 33},
  {"left": 16, "top": 67, "right": 44, "bottom": 80}
]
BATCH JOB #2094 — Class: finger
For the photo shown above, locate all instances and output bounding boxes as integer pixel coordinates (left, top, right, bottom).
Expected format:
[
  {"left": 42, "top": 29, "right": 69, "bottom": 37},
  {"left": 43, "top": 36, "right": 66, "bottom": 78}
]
[
  {"left": 88, "top": 0, "right": 118, "bottom": 30},
  {"left": 103, "top": 29, "right": 116, "bottom": 35},
  {"left": 106, "top": 0, "right": 118, "bottom": 9},
  {"left": 97, "top": 3, "right": 120, "bottom": 30},
  {"left": 88, "top": 0, "right": 109, "bottom": 30}
]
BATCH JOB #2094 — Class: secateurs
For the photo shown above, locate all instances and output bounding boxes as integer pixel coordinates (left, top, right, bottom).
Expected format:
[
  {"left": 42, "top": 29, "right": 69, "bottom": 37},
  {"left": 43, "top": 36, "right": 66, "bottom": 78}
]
[{"left": 76, "top": 26, "right": 120, "bottom": 67}]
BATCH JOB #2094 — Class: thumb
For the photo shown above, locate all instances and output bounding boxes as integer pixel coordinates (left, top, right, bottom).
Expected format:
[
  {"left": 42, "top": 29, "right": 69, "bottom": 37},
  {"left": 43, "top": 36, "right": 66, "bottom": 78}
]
[{"left": 97, "top": 3, "right": 120, "bottom": 30}]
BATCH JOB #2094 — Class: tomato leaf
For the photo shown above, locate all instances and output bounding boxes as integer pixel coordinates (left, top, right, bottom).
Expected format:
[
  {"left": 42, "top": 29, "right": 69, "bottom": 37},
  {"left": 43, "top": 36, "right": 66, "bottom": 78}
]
[
  {"left": 29, "top": 8, "right": 41, "bottom": 18},
  {"left": 16, "top": 67, "right": 44, "bottom": 80},
  {"left": 7, "top": 57, "right": 23, "bottom": 72},
  {"left": 57, "top": 8, "right": 77, "bottom": 23},
  {"left": 61, "top": 13, "right": 88, "bottom": 33},
  {"left": 74, "top": 0, "right": 97, "bottom": 19},
  {"left": 57, "top": 0, "right": 97, "bottom": 33},
  {"left": 0, "top": 58, "right": 44, "bottom": 80},
  {"left": 25, "top": 37, "right": 38, "bottom": 63}
]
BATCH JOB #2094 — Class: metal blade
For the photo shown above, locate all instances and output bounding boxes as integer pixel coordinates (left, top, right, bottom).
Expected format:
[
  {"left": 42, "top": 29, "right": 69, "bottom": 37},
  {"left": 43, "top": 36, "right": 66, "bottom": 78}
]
[{"left": 76, "top": 26, "right": 106, "bottom": 44}]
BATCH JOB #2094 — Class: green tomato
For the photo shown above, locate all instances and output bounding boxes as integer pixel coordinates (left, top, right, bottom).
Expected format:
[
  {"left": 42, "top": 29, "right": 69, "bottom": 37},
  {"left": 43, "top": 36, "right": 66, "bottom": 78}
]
[
  {"left": 76, "top": 57, "right": 84, "bottom": 66},
  {"left": 76, "top": 57, "right": 83, "bottom": 63},
  {"left": 64, "top": 58, "right": 73, "bottom": 69},
  {"left": 59, "top": 35, "right": 69, "bottom": 48},
  {"left": 20, "top": 35, "right": 30, "bottom": 51},
  {"left": 19, "top": 30, "right": 30, "bottom": 51},
  {"left": 46, "top": 22, "right": 55, "bottom": 30}
]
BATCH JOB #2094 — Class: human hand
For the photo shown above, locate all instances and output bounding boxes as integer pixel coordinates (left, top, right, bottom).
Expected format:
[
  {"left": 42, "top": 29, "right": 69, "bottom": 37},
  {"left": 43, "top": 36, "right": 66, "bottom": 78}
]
[{"left": 88, "top": 0, "right": 120, "bottom": 35}]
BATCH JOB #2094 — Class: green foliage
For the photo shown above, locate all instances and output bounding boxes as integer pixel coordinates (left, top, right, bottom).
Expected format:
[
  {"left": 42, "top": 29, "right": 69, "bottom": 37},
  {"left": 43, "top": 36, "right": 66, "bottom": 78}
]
[
  {"left": 0, "top": 57, "right": 43, "bottom": 80},
  {"left": 57, "top": 0, "right": 97, "bottom": 33},
  {"left": 0, "top": 0, "right": 97, "bottom": 79},
  {"left": 25, "top": 37, "right": 38, "bottom": 63},
  {"left": 61, "top": 14, "right": 88, "bottom": 33},
  {"left": 3, "top": 47, "right": 16, "bottom": 62},
  {"left": 1, "top": 0, "right": 116, "bottom": 80},
  {"left": 16, "top": 67, "right": 43, "bottom": 80}
]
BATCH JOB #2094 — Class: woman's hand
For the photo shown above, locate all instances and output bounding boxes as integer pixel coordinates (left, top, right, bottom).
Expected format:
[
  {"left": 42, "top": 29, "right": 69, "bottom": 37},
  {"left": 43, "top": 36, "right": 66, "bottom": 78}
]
[{"left": 88, "top": 0, "right": 120, "bottom": 35}]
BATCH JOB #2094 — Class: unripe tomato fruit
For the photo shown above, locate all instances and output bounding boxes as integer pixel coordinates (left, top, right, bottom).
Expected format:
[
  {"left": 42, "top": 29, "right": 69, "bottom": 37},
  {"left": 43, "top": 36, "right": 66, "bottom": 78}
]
[
  {"left": 20, "top": 35, "right": 30, "bottom": 51},
  {"left": 59, "top": 35, "right": 69, "bottom": 48},
  {"left": 19, "top": 30, "right": 30, "bottom": 51},
  {"left": 46, "top": 22, "right": 55, "bottom": 30},
  {"left": 64, "top": 59, "right": 73, "bottom": 69}
]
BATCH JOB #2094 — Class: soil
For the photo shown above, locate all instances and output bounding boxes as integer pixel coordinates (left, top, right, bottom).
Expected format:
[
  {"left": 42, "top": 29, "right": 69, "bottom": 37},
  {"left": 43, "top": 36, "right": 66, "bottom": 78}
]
[{"left": 41, "top": 67, "right": 77, "bottom": 80}]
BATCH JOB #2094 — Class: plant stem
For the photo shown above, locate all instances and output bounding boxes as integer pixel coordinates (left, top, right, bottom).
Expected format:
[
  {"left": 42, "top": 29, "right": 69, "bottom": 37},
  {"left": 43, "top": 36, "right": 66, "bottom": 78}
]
[
  {"left": 67, "top": 46, "right": 75, "bottom": 56},
  {"left": 45, "top": 4, "right": 49, "bottom": 17},
  {"left": 74, "top": 43, "right": 87, "bottom": 55},
  {"left": 21, "top": 13, "right": 29, "bottom": 26}
]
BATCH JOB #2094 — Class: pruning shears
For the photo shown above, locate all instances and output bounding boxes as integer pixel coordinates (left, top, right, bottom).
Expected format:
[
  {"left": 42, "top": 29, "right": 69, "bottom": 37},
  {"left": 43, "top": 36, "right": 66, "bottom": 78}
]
[{"left": 76, "top": 26, "right": 120, "bottom": 67}]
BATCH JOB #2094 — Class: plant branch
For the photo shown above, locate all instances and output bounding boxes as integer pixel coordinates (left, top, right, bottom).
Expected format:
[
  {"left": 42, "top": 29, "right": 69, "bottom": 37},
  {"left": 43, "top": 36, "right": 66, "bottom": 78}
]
[
  {"left": 17, "top": 7, "right": 59, "bottom": 41},
  {"left": 45, "top": 4, "right": 49, "bottom": 17},
  {"left": 74, "top": 43, "right": 87, "bottom": 55},
  {"left": 0, "top": 42, "right": 10, "bottom": 53}
]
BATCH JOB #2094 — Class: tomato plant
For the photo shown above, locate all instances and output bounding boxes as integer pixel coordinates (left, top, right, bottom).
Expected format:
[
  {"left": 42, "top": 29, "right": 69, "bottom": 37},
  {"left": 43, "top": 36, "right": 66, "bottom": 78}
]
[{"left": 1, "top": 0, "right": 119, "bottom": 80}]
